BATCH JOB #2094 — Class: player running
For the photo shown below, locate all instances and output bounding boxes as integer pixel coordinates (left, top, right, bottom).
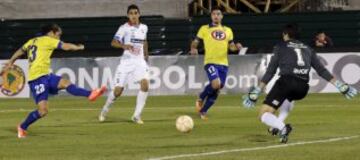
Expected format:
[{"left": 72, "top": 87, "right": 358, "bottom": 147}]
[
  {"left": 243, "top": 24, "right": 358, "bottom": 143},
  {"left": 98, "top": 4, "right": 149, "bottom": 124},
  {"left": 190, "top": 7, "right": 242, "bottom": 120},
  {"left": 1, "top": 24, "right": 107, "bottom": 138}
]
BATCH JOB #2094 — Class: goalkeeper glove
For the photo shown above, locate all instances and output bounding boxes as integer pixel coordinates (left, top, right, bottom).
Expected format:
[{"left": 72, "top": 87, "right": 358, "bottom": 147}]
[
  {"left": 242, "top": 86, "right": 261, "bottom": 109},
  {"left": 334, "top": 80, "right": 358, "bottom": 99}
]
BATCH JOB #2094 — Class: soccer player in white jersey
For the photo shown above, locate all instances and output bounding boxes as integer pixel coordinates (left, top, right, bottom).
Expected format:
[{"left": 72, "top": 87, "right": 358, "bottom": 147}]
[{"left": 99, "top": 4, "right": 149, "bottom": 124}]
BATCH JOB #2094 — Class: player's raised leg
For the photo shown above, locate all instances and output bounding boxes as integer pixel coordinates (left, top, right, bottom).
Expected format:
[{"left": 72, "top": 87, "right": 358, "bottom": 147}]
[
  {"left": 132, "top": 79, "right": 149, "bottom": 124},
  {"left": 57, "top": 77, "right": 106, "bottom": 101}
]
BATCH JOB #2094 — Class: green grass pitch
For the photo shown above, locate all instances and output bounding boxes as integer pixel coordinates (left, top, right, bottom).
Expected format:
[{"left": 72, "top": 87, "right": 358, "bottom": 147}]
[{"left": 0, "top": 93, "right": 359, "bottom": 160}]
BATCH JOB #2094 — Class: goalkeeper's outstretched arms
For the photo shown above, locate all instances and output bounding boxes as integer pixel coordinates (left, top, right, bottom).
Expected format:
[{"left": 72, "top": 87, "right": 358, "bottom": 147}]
[{"left": 311, "top": 51, "right": 358, "bottom": 99}]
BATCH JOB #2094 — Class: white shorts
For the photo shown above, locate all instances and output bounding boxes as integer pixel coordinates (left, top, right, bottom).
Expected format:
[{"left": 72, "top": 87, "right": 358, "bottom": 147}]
[{"left": 114, "top": 59, "right": 149, "bottom": 88}]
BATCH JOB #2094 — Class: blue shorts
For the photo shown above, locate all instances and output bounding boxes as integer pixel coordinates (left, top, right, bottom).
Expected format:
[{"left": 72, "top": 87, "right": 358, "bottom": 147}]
[
  {"left": 204, "top": 64, "right": 228, "bottom": 88},
  {"left": 28, "top": 74, "right": 62, "bottom": 104}
]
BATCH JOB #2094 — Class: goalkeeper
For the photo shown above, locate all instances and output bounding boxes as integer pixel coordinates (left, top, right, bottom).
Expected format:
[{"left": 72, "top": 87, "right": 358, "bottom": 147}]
[{"left": 242, "top": 24, "right": 358, "bottom": 143}]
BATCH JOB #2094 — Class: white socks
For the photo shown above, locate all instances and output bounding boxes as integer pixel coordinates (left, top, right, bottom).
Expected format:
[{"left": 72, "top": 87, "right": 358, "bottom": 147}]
[
  {"left": 278, "top": 100, "right": 294, "bottom": 122},
  {"left": 133, "top": 91, "right": 148, "bottom": 119},
  {"left": 102, "top": 91, "right": 116, "bottom": 113},
  {"left": 261, "top": 112, "right": 285, "bottom": 130},
  {"left": 102, "top": 90, "right": 148, "bottom": 119},
  {"left": 262, "top": 100, "right": 294, "bottom": 130}
]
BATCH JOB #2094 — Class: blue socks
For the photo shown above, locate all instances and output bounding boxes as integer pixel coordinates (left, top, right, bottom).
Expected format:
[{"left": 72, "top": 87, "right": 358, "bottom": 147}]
[
  {"left": 20, "top": 110, "right": 41, "bottom": 130},
  {"left": 199, "top": 84, "right": 220, "bottom": 113},
  {"left": 199, "top": 84, "right": 215, "bottom": 101},
  {"left": 200, "top": 91, "right": 219, "bottom": 113},
  {"left": 66, "top": 84, "right": 91, "bottom": 97}
]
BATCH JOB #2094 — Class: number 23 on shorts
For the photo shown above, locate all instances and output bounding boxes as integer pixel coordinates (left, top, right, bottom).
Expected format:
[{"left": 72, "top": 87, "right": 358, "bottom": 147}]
[{"left": 34, "top": 84, "right": 45, "bottom": 95}]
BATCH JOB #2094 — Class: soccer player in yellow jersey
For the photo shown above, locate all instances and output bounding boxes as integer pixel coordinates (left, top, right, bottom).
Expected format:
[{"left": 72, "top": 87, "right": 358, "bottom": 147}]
[
  {"left": 1, "top": 24, "right": 106, "bottom": 138},
  {"left": 190, "top": 7, "right": 242, "bottom": 120}
]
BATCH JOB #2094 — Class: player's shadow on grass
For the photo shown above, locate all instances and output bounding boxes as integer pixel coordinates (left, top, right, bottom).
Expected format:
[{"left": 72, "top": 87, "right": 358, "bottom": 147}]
[
  {"left": 0, "top": 128, "right": 18, "bottom": 140},
  {"left": 0, "top": 127, "right": 47, "bottom": 139},
  {"left": 142, "top": 118, "right": 175, "bottom": 122},
  {"left": 244, "top": 134, "right": 272, "bottom": 143},
  {"left": 171, "top": 111, "right": 199, "bottom": 118},
  {"left": 95, "top": 117, "right": 133, "bottom": 124}
]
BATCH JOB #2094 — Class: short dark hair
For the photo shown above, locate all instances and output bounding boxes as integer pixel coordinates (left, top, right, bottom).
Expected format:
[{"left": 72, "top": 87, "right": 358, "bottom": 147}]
[
  {"left": 283, "top": 24, "right": 299, "bottom": 39},
  {"left": 211, "top": 6, "right": 223, "bottom": 13},
  {"left": 127, "top": 4, "right": 140, "bottom": 13},
  {"left": 41, "top": 23, "right": 61, "bottom": 35},
  {"left": 316, "top": 29, "right": 325, "bottom": 35}
]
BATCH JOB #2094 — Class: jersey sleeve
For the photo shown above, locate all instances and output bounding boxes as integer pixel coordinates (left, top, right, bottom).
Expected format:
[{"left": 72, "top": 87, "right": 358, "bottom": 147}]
[
  {"left": 48, "top": 38, "right": 62, "bottom": 50},
  {"left": 114, "top": 25, "right": 126, "bottom": 43},
  {"left": 228, "top": 27, "right": 234, "bottom": 42},
  {"left": 144, "top": 25, "right": 148, "bottom": 40},
  {"left": 21, "top": 40, "right": 32, "bottom": 52},
  {"left": 310, "top": 50, "right": 333, "bottom": 81},
  {"left": 261, "top": 45, "right": 280, "bottom": 84},
  {"left": 196, "top": 26, "right": 206, "bottom": 40}
]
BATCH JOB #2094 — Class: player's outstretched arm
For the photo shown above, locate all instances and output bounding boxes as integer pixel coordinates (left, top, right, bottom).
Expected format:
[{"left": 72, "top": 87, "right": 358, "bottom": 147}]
[
  {"left": 311, "top": 52, "right": 358, "bottom": 99},
  {"left": 1, "top": 48, "right": 26, "bottom": 74},
  {"left": 330, "top": 78, "right": 358, "bottom": 99},
  {"left": 61, "top": 43, "right": 85, "bottom": 51}
]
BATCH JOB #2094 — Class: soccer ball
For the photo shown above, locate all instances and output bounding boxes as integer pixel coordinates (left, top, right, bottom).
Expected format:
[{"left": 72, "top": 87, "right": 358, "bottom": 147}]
[{"left": 176, "top": 115, "right": 194, "bottom": 133}]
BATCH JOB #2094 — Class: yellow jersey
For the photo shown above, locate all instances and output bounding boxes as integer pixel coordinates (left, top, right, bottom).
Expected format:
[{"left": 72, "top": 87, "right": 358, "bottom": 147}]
[
  {"left": 21, "top": 36, "right": 61, "bottom": 81},
  {"left": 196, "top": 24, "right": 234, "bottom": 66}
]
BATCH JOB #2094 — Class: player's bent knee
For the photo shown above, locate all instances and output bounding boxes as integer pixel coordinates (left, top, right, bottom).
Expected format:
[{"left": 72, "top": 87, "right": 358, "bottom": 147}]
[
  {"left": 114, "top": 87, "right": 124, "bottom": 97},
  {"left": 211, "top": 80, "right": 221, "bottom": 90},
  {"left": 38, "top": 103, "right": 49, "bottom": 117},
  {"left": 39, "top": 109, "right": 48, "bottom": 117},
  {"left": 220, "top": 83, "right": 225, "bottom": 89},
  {"left": 140, "top": 79, "right": 149, "bottom": 92},
  {"left": 258, "top": 104, "right": 276, "bottom": 121},
  {"left": 58, "top": 78, "right": 71, "bottom": 89}
]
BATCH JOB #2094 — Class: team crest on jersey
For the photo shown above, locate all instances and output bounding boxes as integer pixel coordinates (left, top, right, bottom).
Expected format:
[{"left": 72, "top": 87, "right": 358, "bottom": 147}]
[
  {"left": 211, "top": 30, "right": 226, "bottom": 40},
  {"left": 0, "top": 64, "right": 26, "bottom": 96}
]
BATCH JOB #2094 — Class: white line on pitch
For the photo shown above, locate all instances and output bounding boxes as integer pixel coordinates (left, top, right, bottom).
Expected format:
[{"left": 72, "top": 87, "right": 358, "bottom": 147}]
[
  {"left": 147, "top": 135, "right": 359, "bottom": 160},
  {"left": 0, "top": 106, "right": 240, "bottom": 113},
  {"left": 0, "top": 104, "right": 351, "bottom": 113}
]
